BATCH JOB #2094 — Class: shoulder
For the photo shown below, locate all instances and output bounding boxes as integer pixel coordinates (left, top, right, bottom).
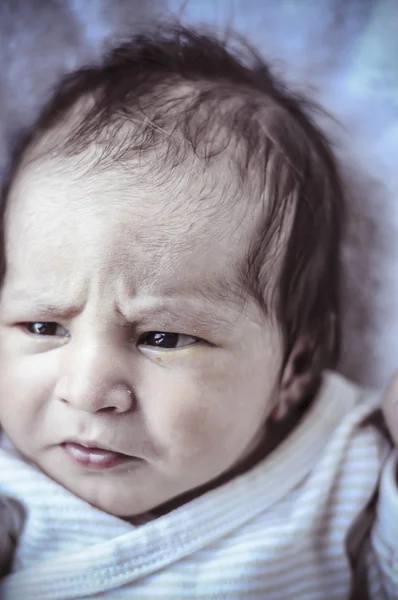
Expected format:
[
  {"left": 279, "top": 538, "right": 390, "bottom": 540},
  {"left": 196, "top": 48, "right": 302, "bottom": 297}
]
[
  {"left": 320, "top": 370, "right": 381, "bottom": 412},
  {"left": 316, "top": 371, "right": 388, "bottom": 443},
  {"left": 305, "top": 373, "right": 391, "bottom": 513}
]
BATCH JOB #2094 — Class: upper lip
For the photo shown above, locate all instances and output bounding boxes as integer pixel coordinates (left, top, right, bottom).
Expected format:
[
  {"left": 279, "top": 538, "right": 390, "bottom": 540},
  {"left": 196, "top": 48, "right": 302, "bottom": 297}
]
[{"left": 63, "top": 437, "right": 130, "bottom": 456}]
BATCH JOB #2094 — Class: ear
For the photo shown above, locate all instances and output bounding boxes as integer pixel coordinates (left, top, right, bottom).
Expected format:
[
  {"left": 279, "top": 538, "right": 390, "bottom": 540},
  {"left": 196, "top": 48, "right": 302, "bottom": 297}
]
[{"left": 272, "top": 337, "right": 315, "bottom": 421}]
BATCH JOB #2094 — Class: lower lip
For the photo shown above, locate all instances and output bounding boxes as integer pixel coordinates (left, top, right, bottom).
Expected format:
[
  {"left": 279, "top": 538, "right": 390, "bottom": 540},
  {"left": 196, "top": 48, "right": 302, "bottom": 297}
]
[{"left": 62, "top": 442, "right": 133, "bottom": 470}]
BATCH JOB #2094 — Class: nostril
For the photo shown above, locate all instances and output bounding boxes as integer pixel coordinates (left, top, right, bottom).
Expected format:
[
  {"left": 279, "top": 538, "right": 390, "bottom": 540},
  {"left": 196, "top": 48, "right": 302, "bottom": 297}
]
[{"left": 98, "top": 406, "right": 118, "bottom": 413}]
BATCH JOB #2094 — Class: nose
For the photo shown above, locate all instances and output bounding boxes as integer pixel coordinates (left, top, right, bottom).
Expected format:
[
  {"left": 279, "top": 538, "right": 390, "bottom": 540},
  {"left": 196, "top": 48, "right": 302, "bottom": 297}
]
[{"left": 54, "top": 341, "right": 135, "bottom": 414}]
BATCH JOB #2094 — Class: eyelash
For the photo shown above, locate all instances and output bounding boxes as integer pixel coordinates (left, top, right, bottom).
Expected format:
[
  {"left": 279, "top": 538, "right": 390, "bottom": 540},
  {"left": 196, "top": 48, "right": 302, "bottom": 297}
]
[{"left": 22, "top": 322, "right": 202, "bottom": 350}]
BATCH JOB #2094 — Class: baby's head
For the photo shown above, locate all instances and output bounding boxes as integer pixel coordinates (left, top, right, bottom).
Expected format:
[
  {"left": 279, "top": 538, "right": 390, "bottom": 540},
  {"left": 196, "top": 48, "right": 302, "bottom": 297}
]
[{"left": 0, "top": 26, "right": 343, "bottom": 517}]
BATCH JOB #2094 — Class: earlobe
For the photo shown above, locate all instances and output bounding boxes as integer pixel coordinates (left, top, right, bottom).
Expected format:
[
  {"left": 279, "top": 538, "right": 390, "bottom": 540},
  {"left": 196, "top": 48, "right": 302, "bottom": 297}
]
[{"left": 272, "top": 339, "right": 314, "bottom": 421}]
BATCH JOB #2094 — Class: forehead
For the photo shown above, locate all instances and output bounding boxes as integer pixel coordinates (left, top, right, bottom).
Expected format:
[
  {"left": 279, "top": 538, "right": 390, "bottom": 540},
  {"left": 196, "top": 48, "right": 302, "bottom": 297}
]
[{"left": 4, "top": 140, "right": 261, "bottom": 299}]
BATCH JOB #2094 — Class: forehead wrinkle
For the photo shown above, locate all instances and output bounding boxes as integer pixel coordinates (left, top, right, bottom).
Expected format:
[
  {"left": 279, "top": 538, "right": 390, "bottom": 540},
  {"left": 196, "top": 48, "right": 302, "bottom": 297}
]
[{"left": 116, "top": 264, "right": 252, "bottom": 331}]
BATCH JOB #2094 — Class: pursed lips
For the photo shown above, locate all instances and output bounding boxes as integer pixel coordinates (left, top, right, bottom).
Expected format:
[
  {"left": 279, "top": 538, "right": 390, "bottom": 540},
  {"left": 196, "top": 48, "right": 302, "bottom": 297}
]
[
  {"left": 63, "top": 437, "right": 131, "bottom": 455},
  {"left": 61, "top": 438, "right": 138, "bottom": 469}
]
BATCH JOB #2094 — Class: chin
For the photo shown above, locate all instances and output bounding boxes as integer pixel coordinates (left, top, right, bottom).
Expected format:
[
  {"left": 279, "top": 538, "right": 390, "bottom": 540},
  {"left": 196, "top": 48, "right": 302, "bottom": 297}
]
[{"left": 81, "top": 487, "right": 156, "bottom": 518}]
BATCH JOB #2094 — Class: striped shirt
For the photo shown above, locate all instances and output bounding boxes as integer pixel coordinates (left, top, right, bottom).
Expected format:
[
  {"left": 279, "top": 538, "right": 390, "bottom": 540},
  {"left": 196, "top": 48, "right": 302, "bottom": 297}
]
[{"left": 0, "top": 372, "right": 397, "bottom": 599}]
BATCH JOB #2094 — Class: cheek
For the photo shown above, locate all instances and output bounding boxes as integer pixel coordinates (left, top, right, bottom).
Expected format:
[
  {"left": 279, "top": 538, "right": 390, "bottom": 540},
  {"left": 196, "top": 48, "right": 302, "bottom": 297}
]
[
  {"left": 142, "top": 362, "right": 218, "bottom": 460},
  {"left": 140, "top": 345, "right": 281, "bottom": 466},
  {"left": 0, "top": 337, "right": 56, "bottom": 437}
]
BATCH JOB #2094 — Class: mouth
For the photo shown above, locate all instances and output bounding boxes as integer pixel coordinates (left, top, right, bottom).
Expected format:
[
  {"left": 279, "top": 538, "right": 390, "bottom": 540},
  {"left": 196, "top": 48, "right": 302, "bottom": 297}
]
[{"left": 61, "top": 440, "right": 137, "bottom": 470}]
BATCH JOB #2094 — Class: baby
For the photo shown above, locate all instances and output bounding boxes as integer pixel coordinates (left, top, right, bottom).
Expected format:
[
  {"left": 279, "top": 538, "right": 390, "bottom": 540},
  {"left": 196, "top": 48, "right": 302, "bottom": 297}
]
[{"left": 0, "top": 24, "right": 397, "bottom": 600}]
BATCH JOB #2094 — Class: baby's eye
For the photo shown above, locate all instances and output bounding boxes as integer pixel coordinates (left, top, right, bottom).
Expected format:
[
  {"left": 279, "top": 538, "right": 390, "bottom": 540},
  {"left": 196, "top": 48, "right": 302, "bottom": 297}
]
[
  {"left": 138, "top": 332, "right": 199, "bottom": 349},
  {"left": 25, "top": 322, "right": 69, "bottom": 337}
]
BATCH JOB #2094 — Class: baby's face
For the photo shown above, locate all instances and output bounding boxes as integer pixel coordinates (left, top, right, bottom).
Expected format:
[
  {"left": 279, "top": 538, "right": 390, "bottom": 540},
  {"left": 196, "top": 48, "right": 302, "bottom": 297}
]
[{"left": 0, "top": 144, "right": 285, "bottom": 517}]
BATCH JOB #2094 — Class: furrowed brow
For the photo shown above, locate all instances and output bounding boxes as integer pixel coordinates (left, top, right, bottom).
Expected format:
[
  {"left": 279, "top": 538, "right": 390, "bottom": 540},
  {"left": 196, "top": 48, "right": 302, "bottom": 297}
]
[{"left": 131, "top": 302, "right": 235, "bottom": 332}]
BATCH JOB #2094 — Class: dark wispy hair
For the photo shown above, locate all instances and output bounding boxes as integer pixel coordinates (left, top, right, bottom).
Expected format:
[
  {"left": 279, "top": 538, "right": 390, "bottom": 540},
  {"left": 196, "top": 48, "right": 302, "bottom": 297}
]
[{"left": 0, "top": 24, "right": 344, "bottom": 391}]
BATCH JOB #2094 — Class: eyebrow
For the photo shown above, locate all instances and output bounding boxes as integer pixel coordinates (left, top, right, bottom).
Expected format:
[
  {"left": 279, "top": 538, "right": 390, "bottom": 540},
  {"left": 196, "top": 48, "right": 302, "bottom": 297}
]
[
  {"left": 3, "top": 291, "right": 84, "bottom": 320},
  {"left": 124, "top": 301, "right": 236, "bottom": 332}
]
